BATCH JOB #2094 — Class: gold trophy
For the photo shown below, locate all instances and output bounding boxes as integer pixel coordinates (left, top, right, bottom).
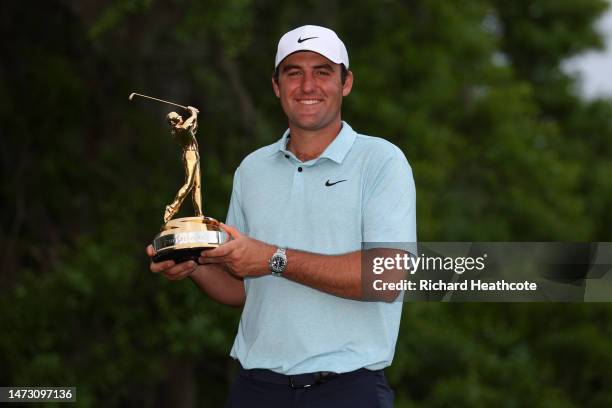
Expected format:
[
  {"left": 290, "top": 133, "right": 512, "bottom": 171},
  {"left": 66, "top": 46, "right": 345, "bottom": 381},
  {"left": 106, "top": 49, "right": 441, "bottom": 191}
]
[{"left": 130, "top": 92, "right": 223, "bottom": 263}]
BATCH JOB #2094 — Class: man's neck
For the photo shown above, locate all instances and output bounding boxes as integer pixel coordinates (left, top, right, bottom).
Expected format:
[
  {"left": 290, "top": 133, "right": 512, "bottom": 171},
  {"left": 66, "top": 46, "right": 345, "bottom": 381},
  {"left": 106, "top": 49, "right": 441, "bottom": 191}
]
[{"left": 286, "top": 120, "right": 343, "bottom": 162}]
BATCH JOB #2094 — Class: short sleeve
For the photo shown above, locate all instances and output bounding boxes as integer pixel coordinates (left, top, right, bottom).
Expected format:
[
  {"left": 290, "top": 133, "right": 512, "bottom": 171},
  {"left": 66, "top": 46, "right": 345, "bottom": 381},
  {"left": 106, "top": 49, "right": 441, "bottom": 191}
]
[
  {"left": 225, "top": 167, "right": 247, "bottom": 234},
  {"left": 362, "top": 148, "right": 416, "bottom": 243}
]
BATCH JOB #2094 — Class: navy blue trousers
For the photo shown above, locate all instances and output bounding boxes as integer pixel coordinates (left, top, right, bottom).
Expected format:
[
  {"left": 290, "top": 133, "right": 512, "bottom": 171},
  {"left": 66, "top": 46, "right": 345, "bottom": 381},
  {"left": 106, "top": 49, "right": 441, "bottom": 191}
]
[{"left": 225, "top": 367, "right": 394, "bottom": 408}]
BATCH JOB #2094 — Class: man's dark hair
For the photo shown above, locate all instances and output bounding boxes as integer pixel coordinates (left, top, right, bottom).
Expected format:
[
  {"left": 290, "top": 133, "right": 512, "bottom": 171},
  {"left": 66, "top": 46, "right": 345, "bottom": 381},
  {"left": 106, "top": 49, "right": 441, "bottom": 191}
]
[{"left": 273, "top": 64, "right": 349, "bottom": 85}]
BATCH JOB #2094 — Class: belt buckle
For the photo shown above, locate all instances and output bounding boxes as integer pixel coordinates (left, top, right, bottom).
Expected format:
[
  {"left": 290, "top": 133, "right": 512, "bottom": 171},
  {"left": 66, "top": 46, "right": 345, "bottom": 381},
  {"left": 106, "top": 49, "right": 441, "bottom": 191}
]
[
  {"left": 289, "top": 375, "right": 312, "bottom": 389},
  {"left": 289, "top": 372, "right": 337, "bottom": 389}
]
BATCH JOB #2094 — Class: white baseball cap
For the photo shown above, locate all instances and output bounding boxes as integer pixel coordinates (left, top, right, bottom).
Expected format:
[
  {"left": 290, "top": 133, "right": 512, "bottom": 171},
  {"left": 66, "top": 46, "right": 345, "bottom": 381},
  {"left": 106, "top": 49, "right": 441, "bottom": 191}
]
[{"left": 274, "top": 25, "right": 349, "bottom": 69}]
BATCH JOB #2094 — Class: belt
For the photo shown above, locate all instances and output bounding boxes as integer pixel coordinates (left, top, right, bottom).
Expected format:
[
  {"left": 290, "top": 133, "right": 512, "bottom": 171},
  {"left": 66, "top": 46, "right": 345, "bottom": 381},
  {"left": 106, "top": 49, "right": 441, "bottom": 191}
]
[{"left": 240, "top": 366, "right": 368, "bottom": 388}]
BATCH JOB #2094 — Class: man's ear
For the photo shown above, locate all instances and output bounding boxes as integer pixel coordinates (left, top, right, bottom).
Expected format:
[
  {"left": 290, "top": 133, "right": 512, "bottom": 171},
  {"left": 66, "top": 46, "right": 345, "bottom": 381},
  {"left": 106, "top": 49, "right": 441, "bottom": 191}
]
[
  {"left": 272, "top": 76, "right": 280, "bottom": 98},
  {"left": 342, "top": 70, "right": 353, "bottom": 97}
]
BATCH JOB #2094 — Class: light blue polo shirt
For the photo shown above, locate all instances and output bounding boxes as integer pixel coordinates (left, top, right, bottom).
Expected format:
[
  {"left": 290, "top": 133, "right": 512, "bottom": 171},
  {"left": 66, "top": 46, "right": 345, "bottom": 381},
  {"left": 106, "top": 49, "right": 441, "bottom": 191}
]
[{"left": 226, "top": 121, "right": 416, "bottom": 375}]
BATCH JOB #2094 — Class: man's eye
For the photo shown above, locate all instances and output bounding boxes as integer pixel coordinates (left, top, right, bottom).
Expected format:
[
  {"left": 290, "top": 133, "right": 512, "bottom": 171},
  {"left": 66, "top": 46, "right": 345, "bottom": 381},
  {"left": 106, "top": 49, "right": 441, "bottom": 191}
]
[
  {"left": 288, "top": 71, "right": 301, "bottom": 76},
  {"left": 317, "top": 70, "right": 331, "bottom": 76}
]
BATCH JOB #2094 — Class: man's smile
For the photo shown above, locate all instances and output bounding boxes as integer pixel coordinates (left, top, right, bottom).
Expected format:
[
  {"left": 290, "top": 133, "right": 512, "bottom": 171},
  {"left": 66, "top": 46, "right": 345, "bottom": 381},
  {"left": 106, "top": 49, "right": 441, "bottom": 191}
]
[{"left": 297, "top": 98, "right": 323, "bottom": 105}]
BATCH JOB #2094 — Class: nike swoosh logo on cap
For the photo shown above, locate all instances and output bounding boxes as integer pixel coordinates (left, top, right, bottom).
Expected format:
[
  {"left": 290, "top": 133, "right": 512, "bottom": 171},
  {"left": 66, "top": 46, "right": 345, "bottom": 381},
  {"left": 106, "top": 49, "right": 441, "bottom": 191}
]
[{"left": 297, "top": 36, "right": 318, "bottom": 43}]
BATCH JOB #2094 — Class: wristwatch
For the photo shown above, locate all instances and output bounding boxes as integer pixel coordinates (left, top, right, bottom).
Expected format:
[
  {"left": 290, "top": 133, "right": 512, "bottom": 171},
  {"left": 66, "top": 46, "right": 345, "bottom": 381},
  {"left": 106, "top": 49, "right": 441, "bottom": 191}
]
[{"left": 269, "top": 247, "right": 287, "bottom": 277}]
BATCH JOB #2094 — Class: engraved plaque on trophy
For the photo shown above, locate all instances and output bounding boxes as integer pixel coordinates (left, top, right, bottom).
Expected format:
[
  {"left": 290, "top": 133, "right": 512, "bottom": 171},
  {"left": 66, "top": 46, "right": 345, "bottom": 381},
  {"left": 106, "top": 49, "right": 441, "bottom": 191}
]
[{"left": 130, "top": 92, "right": 223, "bottom": 264}]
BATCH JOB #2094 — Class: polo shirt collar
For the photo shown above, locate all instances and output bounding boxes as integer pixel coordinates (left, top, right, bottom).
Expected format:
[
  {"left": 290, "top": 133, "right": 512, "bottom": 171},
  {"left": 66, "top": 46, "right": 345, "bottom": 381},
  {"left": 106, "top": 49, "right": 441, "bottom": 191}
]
[{"left": 274, "top": 121, "right": 357, "bottom": 164}]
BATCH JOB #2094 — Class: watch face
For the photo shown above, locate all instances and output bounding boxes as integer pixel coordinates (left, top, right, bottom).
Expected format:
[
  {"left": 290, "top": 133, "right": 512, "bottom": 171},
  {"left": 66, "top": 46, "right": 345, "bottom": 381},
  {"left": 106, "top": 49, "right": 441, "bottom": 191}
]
[{"left": 272, "top": 255, "right": 286, "bottom": 272}]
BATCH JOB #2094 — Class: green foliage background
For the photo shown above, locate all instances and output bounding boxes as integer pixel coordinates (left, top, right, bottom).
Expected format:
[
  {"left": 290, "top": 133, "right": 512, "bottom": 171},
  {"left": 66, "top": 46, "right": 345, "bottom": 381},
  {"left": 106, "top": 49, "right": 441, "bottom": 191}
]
[{"left": 1, "top": 0, "right": 612, "bottom": 406}]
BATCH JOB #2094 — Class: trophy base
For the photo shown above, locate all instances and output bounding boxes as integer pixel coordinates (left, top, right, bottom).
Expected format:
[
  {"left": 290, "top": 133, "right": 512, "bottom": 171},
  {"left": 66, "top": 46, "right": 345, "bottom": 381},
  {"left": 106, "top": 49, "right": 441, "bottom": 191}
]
[{"left": 152, "top": 216, "right": 223, "bottom": 264}]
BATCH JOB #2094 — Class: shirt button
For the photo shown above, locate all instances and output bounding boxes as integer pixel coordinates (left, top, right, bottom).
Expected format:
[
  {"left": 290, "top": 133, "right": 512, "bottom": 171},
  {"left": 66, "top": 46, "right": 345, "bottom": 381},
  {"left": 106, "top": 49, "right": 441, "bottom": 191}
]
[
  {"left": 298, "top": 167, "right": 303, "bottom": 172},
  {"left": 285, "top": 154, "right": 289, "bottom": 159}
]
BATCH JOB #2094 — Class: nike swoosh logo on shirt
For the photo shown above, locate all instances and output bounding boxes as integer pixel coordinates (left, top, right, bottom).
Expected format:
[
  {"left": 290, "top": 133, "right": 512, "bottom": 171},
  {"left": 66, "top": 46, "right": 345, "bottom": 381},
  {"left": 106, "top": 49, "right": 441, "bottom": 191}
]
[{"left": 325, "top": 179, "right": 347, "bottom": 187}]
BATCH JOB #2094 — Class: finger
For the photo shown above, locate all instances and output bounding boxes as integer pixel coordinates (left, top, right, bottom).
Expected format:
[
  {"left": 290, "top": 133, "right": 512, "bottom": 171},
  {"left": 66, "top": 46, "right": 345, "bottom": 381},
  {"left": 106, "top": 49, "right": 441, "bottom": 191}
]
[
  {"left": 199, "top": 256, "right": 230, "bottom": 264},
  {"left": 221, "top": 229, "right": 231, "bottom": 244},
  {"left": 164, "top": 268, "right": 195, "bottom": 280},
  {"left": 198, "top": 255, "right": 229, "bottom": 264},
  {"left": 150, "top": 259, "right": 176, "bottom": 273},
  {"left": 164, "top": 266, "right": 196, "bottom": 280},
  {"left": 202, "top": 241, "right": 236, "bottom": 258},
  {"left": 219, "top": 223, "right": 242, "bottom": 241},
  {"left": 163, "top": 261, "right": 197, "bottom": 279},
  {"left": 166, "top": 261, "right": 197, "bottom": 275},
  {"left": 146, "top": 245, "right": 156, "bottom": 257}
]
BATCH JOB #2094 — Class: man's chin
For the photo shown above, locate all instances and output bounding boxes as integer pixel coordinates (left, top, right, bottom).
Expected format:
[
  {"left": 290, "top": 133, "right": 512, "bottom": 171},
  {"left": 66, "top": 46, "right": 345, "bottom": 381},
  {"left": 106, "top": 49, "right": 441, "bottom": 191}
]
[
  {"left": 289, "top": 115, "right": 340, "bottom": 132},
  {"left": 292, "top": 121, "right": 326, "bottom": 132}
]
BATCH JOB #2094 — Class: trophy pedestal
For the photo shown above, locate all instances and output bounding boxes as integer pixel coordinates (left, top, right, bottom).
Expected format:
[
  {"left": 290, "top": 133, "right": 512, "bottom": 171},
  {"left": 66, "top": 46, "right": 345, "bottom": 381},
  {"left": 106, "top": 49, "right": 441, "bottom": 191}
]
[{"left": 152, "top": 216, "right": 223, "bottom": 264}]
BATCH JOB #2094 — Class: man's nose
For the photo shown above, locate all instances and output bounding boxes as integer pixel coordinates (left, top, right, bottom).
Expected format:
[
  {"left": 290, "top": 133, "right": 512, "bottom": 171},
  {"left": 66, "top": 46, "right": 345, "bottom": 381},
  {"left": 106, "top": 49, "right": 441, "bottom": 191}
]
[{"left": 300, "top": 72, "right": 315, "bottom": 93}]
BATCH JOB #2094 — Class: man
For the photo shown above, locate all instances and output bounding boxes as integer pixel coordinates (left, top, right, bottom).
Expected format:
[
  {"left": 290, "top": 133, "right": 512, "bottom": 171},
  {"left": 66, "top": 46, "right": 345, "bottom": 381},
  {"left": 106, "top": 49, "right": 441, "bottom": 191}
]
[{"left": 148, "top": 25, "right": 416, "bottom": 407}]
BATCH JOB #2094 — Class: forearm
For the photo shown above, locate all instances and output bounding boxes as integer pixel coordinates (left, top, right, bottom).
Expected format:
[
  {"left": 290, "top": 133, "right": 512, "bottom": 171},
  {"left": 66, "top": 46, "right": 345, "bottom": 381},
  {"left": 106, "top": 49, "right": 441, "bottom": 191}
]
[
  {"left": 282, "top": 248, "right": 405, "bottom": 302},
  {"left": 200, "top": 225, "right": 403, "bottom": 302},
  {"left": 283, "top": 249, "right": 362, "bottom": 300},
  {"left": 190, "top": 264, "right": 245, "bottom": 307}
]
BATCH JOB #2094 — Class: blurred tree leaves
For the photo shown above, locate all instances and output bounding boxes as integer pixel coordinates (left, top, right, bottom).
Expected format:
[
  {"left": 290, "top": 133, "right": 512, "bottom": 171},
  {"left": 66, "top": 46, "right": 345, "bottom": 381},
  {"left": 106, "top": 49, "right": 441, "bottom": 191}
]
[{"left": 1, "top": 0, "right": 612, "bottom": 406}]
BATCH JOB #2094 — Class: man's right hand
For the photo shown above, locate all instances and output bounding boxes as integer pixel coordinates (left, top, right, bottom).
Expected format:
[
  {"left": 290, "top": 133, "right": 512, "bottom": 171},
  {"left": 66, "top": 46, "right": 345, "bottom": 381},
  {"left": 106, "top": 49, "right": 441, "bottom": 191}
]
[
  {"left": 147, "top": 245, "right": 198, "bottom": 280},
  {"left": 146, "top": 245, "right": 246, "bottom": 306}
]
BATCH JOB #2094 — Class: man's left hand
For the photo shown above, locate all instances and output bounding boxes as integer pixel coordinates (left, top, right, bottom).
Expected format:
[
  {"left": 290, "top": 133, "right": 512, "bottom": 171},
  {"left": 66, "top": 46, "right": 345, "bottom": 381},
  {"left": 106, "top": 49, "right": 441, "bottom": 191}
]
[{"left": 199, "top": 223, "right": 274, "bottom": 278}]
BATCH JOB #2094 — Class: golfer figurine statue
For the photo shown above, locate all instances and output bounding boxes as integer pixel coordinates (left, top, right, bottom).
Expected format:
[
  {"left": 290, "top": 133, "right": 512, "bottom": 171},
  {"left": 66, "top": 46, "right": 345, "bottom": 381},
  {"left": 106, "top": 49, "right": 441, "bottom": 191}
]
[
  {"left": 129, "top": 92, "right": 223, "bottom": 264},
  {"left": 164, "top": 107, "right": 202, "bottom": 222}
]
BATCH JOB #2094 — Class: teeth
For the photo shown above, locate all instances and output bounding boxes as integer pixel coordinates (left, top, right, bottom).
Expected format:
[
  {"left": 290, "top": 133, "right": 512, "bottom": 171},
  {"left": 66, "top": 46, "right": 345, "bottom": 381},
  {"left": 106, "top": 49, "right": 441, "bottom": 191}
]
[{"left": 299, "top": 100, "right": 321, "bottom": 105}]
